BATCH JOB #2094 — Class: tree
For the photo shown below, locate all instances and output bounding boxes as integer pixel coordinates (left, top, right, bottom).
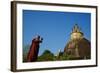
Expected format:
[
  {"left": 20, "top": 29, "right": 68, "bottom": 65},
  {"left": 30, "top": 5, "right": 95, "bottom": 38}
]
[
  {"left": 56, "top": 53, "right": 72, "bottom": 60},
  {"left": 37, "top": 50, "right": 54, "bottom": 61}
]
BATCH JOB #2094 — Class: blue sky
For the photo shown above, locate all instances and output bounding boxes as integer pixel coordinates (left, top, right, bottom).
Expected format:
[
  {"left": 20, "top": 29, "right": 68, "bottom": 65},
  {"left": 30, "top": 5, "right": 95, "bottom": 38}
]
[{"left": 23, "top": 10, "right": 91, "bottom": 55}]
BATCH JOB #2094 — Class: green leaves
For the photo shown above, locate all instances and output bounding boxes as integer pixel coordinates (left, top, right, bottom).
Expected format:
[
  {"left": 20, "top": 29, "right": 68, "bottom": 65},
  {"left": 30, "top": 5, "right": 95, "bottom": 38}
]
[
  {"left": 37, "top": 50, "right": 54, "bottom": 61},
  {"left": 37, "top": 50, "right": 73, "bottom": 61}
]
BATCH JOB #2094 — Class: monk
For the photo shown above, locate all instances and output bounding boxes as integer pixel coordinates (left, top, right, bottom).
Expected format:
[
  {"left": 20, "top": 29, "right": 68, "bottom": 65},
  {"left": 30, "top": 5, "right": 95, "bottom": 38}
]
[{"left": 27, "top": 35, "right": 43, "bottom": 62}]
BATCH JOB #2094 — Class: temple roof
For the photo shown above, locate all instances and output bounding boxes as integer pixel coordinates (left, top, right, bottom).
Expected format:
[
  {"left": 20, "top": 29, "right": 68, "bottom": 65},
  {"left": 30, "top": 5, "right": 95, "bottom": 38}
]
[
  {"left": 63, "top": 24, "right": 91, "bottom": 59},
  {"left": 64, "top": 38, "right": 91, "bottom": 58}
]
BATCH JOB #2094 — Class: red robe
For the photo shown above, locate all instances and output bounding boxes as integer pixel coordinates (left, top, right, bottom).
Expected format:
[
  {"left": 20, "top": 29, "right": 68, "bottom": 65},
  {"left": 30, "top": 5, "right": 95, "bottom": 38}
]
[{"left": 27, "top": 38, "right": 42, "bottom": 62}]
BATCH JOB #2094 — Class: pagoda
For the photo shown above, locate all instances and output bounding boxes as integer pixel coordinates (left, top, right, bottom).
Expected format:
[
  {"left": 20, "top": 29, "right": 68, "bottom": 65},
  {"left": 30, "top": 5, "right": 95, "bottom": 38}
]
[{"left": 64, "top": 24, "right": 91, "bottom": 59}]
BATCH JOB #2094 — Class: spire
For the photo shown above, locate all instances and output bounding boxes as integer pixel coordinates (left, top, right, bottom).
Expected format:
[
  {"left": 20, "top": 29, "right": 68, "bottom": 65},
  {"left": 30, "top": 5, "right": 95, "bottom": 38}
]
[
  {"left": 71, "top": 24, "right": 83, "bottom": 40},
  {"left": 56, "top": 49, "right": 61, "bottom": 56},
  {"left": 72, "top": 24, "right": 81, "bottom": 33}
]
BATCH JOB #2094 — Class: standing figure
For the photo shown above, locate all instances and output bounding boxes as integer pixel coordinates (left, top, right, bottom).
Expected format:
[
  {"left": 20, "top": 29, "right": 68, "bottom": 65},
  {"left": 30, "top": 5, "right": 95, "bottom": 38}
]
[{"left": 27, "top": 35, "right": 43, "bottom": 62}]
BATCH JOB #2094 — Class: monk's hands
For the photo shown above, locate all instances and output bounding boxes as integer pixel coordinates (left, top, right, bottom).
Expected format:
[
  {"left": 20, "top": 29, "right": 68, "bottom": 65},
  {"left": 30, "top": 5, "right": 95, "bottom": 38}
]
[{"left": 41, "top": 37, "right": 43, "bottom": 41}]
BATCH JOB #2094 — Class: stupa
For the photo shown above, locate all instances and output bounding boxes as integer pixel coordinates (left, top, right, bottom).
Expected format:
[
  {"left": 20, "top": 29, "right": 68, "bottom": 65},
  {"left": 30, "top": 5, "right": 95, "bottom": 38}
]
[{"left": 64, "top": 24, "right": 91, "bottom": 59}]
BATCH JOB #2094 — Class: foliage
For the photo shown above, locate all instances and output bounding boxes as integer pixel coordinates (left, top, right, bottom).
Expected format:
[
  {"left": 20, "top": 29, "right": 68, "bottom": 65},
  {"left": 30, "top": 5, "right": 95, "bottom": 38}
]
[
  {"left": 37, "top": 50, "right": 73, "bottom": 61},
  {"left": 37, "top": 50, "right": 54, "bottom": 61},
  {"left": 55, "top": 53, "right": 73, "bottom": 60}
]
